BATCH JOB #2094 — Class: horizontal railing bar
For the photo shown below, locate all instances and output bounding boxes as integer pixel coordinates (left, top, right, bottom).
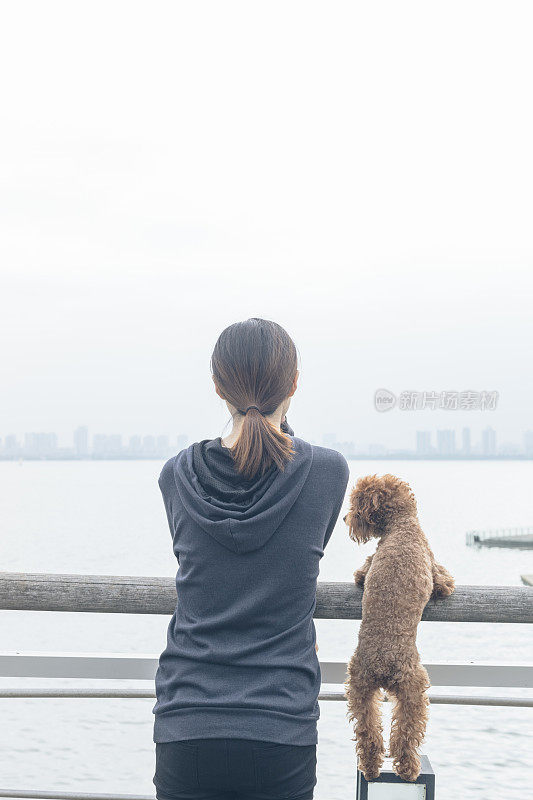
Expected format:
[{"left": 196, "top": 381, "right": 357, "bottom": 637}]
[
  {"left": 1, "top": 687, "right": 532, "bottom": 707},
  {"left": 467, "top": 526, "right": 533, "bottom": 540},
  {"left": 0, "top": 688, "right": 156, "bottom": 698},
  {"left": 1, "top": 654, "right": 532, "bottom": 687},
  {"left": 0, "top": 791, "right": 152, "bottom": 800},
  {"left": 321, "top": 691, "right": 533, "bottom": 707},
  {"left": 321, "top": 660, "right": 533, "bottom": 687},
  {"left": 1, "top": 572, "right": 531, "bottom": 623}
]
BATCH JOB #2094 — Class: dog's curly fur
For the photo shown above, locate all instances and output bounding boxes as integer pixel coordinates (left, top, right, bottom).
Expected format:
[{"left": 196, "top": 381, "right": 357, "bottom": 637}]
[{"left": 343, "top": 474, "right": 455, "bottom": 782}]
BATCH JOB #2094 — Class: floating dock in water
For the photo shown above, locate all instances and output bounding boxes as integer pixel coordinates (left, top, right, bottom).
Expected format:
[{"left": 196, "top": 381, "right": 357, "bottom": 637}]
[{"left": 466, "top": 526, "right": 533, "bottom": 549}]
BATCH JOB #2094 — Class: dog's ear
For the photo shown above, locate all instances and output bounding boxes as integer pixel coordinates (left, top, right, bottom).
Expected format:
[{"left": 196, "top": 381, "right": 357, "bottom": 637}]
[
  {"left": 345, "top": 476, "right": 380, "bottom": 543},
  {"left": 345, "top": 507, "right": 375, "bottom": 543},
  {"left": 345, "top": 474, "right": 416, "bottom": 542}
]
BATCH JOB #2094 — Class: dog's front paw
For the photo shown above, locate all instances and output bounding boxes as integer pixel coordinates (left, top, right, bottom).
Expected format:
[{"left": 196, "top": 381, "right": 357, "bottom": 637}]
[{"left": 432, "top": 574, "right": 455, "bottom": 598}]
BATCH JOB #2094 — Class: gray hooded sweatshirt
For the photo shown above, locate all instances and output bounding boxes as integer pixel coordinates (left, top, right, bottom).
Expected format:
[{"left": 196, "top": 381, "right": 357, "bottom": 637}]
[{"left": 152, "top": 432, "right": 349, "bottom": 745}]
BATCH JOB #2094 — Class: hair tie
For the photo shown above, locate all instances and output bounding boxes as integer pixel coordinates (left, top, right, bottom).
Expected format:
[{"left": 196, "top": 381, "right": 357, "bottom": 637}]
[{"left": 244, "top": 405, "right": 261, "bottom": 414}]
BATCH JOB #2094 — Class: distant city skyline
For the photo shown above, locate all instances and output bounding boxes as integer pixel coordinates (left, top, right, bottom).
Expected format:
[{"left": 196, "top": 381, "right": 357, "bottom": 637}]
[
  {"left": 0, "top": 426, "right": 188, "bottom": 460},
  {"left": 323, "top": 426, "right": 532, "bottom": 459},
  {"left": 1, "top": 425, "right": 532, "bottom": 460}
]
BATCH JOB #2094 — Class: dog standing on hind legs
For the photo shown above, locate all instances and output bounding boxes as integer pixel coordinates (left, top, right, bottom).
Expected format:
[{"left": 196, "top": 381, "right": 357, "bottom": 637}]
[{"left": 343, "top": 474, "right": 455, "bottom": 782}]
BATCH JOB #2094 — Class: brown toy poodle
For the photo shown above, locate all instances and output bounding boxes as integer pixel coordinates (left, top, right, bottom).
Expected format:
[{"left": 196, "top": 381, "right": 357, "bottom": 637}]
[{"left": 343, "top": 474, "right": 455, "bottom": 782}]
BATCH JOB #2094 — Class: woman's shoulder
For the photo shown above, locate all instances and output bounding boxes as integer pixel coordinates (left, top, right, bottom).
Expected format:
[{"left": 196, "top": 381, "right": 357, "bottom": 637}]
[
  {"left": 313, "top": 444, "right": 349, "bottom": 470},
  {"left": 158, "top": 448, "right": 187, "bottom": 492},
  {"left": 158, "top": 455, "right": 177, "bottom": 490},
  {"left": 293, "top": 437, "right": 349, "bottom": 479}
]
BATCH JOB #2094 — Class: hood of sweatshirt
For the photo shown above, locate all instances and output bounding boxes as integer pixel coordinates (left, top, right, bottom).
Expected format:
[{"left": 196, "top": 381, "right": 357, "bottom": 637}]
[{"left": 172, "top": 434, "right": 313, "bottom": 554}]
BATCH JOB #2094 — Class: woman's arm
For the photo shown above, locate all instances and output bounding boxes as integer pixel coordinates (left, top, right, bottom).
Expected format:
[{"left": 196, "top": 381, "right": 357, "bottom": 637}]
[
  {"left": 158, "top": 457, "right": 179, "bottom": 561},
  {"left": 323, "top": 454, "right": 350, "bottom": 549}
]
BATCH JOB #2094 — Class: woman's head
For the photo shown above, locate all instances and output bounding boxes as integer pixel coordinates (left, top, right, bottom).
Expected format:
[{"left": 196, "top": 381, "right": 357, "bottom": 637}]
[{"left": 211, "top": 318, "right": 299, "bottom": 479}]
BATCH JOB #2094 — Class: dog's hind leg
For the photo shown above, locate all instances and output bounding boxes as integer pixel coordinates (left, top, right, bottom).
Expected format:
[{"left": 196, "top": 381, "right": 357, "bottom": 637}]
[
  {"left": 344, "top": 653, "right": 385, "bottom": 780},
  {"left": 388, "top": 663, "right": 430, "bottom": 782}
]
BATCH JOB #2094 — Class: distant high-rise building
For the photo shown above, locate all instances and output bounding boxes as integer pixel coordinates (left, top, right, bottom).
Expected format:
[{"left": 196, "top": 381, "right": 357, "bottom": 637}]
[
  {"left": 93, "top": 434, "right": 109, "bottom": 456},
  {"left": 4, "top": 434, "right": 19, "bottom": 456},
  {"left": 482, "top": 427, "right": 496, "bottom": 456},
  {"left": 368, "top": 443, "right": 386, "bottom": 456},
  {"left": 176, "top": 434, "right": 188, "bottom": 451},
  {"left": 93, "top": 434, "right": 122, "bottom": 456},
  {"left": 107, "top": 435, "right": 122, "bottom": 455},
  {"left": 24, "top": 432, "right": 57, "bottom": 456},
  {"left": 498, "top": 441, "right": 520, "bottom": 456},
  {"left": 335, "top": 440, "right": 355, "bottom": 457},
  {"left": 129, "top": 435, "right": 142, "bottom": 454},
  {"left": 416, "top": 431, "right": 431, "bottom": 455},
  {"left": 524, "top": 431, "right": 533, "bottom": 456},
  {"left": 462, "top": 427, "right": 471, "bottom": 455},
  {"left": 157, "top": 435, "right": 169, "bottom": 454},
  {"left": 142, "top": 435, "right": 156, "bottom": 455},
  {"left": 73, "top": 426, "right": 88, "bottom": 456},
  {"left": 321, "top": 433, "right": 355, "bottom": 456},
  {"left": 437, "top": 429, "right": 455, "bottom": 455}
]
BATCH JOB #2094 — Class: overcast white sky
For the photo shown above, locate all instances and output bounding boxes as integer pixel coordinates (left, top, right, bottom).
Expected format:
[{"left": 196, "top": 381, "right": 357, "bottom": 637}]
[{"left": 1, "top": 1, "right": 532, "bottom": 449}]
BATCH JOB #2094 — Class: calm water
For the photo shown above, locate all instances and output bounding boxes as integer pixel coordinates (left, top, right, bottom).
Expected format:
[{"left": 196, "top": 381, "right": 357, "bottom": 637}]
[{"left": 0, "top": 459, "right": 532, "bottom": 800}]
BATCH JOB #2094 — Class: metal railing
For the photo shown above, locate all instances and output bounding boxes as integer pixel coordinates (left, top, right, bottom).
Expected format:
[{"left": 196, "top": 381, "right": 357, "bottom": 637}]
[
  {"left": 466, "top": 526, "right": 533, "bottom": 546},
  {"left": 1, "top": 572, "right": 532, "bottom": 800}
]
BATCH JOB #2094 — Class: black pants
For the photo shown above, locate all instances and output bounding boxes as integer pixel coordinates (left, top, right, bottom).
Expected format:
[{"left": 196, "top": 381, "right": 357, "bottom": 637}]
[{"left": 154, "top": 737, "right": 317, "bottom": 800}]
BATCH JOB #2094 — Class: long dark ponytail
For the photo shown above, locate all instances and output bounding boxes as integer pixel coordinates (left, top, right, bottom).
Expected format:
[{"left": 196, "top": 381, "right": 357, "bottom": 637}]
[{"left": 211, "top": 318, "right": 298, "bottom": 480}]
